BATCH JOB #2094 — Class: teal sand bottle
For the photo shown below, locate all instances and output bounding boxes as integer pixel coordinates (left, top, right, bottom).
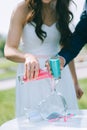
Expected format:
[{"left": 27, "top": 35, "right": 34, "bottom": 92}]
[{"left": 49, "top": 57, "right": 61, "bottom": 79}]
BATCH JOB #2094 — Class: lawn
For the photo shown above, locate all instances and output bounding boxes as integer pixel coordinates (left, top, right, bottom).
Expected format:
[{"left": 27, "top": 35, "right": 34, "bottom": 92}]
[
  {"left": 0, "top": 58, "right": 17, "bottom": 80},
  {"left": 78, "top": 78, "right": 87, "bottom": 108},
  {"left": 0, "top": 88, "right": 15, "bottom": 125}
]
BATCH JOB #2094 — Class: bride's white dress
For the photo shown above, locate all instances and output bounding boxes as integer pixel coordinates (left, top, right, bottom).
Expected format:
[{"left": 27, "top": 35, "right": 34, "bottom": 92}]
[{"left": 16, "top": 22, "right": 78, "bottom": 117}]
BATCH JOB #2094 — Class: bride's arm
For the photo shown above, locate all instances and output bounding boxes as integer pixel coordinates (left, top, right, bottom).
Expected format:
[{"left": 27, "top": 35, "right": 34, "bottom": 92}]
[
  {"left": 4, "top": 1, "right": 33, "bottom": 62},
  {"left": 4, "top": 1, "right": 39, "bottom": 80},
  {"left": 68, "top": 60, "right": 83, "bottom": 99}
]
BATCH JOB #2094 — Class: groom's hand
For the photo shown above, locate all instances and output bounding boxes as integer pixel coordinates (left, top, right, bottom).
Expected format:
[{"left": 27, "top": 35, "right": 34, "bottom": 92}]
[
  {"left": 59, "top": 56, "right": 66, "bottom": 70},
  {"left": 45, "top": 56, "right": 66, "bottom": 73}
]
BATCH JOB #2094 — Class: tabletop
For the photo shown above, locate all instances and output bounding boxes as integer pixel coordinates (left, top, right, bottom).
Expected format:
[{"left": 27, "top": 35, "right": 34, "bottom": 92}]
[{"left": 0, "top": 110, "right": 87, "bottom": 130}]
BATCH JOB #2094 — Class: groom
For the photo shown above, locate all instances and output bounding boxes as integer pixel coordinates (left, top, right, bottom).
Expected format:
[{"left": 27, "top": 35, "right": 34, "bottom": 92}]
[{"left": 58, "top": 0, "right": 87, "bottom": 68}]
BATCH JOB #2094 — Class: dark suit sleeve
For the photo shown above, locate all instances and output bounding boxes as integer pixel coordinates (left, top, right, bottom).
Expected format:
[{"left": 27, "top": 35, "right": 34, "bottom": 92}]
[{"left": 58, "top": 13, "right": 87, "bottom": 66}]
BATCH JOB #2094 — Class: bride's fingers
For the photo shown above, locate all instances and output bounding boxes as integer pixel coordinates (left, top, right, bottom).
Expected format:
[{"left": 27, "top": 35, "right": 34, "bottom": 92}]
[
  {"left": 30, "top": 62, "right": 36, "bottom": 79},
  {"left": 30, "top": 62, "right": 39, "bottom": 79},
  {"left": 30, "top": 64, "right": 38, "bottom": 79},
  {"left": 26, "top": 63, "right": 31, "bottom": 80},
  {"left": 24, "top": 62, "right": 31, "bottom": 80},
  {"left": 34, "top": 63, "right": 39, "bottom": 78},
  {"left": 24, "top": 57, "right": 31, "bottom": 80}
]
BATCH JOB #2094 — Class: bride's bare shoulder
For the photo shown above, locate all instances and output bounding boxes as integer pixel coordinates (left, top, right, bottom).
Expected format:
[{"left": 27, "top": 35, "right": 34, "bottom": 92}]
[{"left": 11, "top": 1, "right": 30, "bottom": 25}]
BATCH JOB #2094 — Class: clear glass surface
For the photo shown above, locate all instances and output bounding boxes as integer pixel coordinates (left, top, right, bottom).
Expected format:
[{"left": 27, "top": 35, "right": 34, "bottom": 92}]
[
  {"left": 38, "top": 78, "right": 68, "bottom": 121},
  {"left": 18, "top": 70, "right": 68, "bottom": 122}
]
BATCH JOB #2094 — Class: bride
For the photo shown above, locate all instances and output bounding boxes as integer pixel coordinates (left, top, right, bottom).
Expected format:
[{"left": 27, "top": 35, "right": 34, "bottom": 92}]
[{"left": 4, "top": 0, "right": 83, "bottom": 118}]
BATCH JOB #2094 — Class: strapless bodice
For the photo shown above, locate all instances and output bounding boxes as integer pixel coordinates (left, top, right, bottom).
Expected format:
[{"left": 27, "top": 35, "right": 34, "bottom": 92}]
[{"left": 21, "top": 22, "right": 61, "bottom": 58}]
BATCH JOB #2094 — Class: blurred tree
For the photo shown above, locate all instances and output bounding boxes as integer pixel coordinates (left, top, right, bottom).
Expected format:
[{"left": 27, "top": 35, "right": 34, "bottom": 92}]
[{"left": 0, "top": 35, "right": 6, "bottom": 57}]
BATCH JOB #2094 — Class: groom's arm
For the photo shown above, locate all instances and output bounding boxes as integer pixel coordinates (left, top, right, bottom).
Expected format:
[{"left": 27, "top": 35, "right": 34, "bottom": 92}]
[{"left": 58, "top": 12, "right": 87, "bottom": 67}]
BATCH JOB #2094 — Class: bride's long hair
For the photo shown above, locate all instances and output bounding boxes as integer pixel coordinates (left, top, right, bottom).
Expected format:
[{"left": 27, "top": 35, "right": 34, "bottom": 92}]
[{"left": 25, "top": 0, "right": 74, "bottom": 47}]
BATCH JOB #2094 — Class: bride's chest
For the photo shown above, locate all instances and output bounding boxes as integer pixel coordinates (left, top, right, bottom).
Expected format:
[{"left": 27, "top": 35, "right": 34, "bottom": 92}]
[{"left": 21, "top": 23, "right": 61, "bottom": 50}]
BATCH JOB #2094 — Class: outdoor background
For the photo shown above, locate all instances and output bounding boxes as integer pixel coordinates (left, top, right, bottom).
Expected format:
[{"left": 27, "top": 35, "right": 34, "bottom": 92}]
[{"left": 0, "top": 0, "right": 87, "bottom": 126}]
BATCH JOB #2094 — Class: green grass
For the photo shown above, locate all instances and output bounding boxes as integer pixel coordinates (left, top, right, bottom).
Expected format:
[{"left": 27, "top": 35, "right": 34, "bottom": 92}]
[
  {"left": 78, "top": 78, "right": 87, "bottom": 109},
  {"left": 0, "top": 58, "right": 17, "bottom": 68},
  {"left": 0, "top": 88, "right": 15, "bottom": 125},
  {"left": 0, "top": 58, "right": 17, "bottom": 80}
]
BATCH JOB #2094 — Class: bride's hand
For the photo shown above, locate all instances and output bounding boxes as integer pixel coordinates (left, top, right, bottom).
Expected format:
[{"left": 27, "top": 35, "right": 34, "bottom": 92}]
[
  {"left": 75, "top": 83, "right": 84, "bottom": 99},
  {"left": 24, "top": 54, "right": 40, "bottom": 80}
]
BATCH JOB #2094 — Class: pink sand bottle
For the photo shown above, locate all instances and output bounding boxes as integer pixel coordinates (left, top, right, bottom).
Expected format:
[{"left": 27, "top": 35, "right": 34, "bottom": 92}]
[{"left": 23, "top": 68, "right": 52, "bottom": 82}]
